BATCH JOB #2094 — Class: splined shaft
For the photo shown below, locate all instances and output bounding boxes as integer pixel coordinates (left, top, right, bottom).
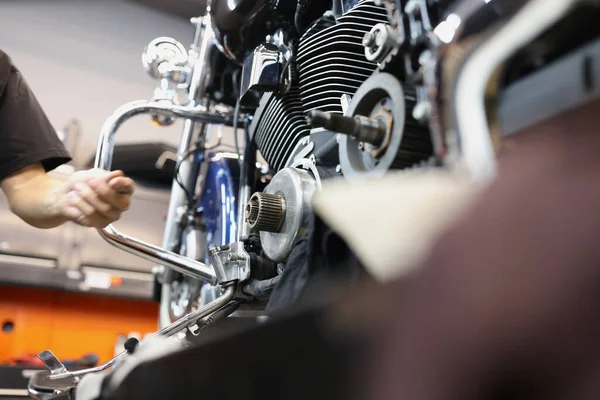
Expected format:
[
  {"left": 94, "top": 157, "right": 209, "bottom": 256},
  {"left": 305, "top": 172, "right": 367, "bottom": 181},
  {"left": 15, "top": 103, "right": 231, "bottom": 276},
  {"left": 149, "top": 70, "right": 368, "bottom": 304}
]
[{"left": 246, "top": 192, "right": 286, "bottom": 233}]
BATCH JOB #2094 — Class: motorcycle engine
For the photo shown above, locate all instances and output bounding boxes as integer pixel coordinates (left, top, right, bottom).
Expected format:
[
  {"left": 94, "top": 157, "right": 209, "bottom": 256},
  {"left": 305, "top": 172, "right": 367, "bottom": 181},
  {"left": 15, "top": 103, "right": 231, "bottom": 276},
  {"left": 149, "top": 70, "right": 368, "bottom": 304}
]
[
  {"left": 252, "top": 0, "right": 398, "bottom": 171},
  {"left": 245, "top": 0, "right": 439, "bottom": 262}
]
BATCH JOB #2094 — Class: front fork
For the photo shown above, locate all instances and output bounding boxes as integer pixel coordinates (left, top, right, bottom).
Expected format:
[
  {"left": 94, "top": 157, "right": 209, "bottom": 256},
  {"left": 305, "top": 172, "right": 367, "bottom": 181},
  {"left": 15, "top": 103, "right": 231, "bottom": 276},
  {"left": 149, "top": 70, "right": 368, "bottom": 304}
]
[
  {"left": 154, "top": 15, "right": 251, "bottom": 327},
  {"left": 156, "top": 122, "right": 208, "bottom": 286},
  {"left": 157, "top": 15, "right": 217, "bottom": 287}
]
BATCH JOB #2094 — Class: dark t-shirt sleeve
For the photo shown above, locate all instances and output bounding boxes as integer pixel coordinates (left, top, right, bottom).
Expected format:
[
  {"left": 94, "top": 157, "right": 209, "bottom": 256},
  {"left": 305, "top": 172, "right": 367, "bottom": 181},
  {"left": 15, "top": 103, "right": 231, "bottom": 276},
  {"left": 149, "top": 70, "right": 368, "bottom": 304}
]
[{"left": 0, "top": 50, "right": 71, "bottom": 181}]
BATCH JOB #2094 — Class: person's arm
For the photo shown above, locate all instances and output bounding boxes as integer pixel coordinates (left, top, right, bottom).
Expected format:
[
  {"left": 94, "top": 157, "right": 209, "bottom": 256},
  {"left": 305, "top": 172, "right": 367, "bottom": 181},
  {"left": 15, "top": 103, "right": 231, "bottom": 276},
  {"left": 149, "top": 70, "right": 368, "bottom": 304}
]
[
  {"left": 1, "top": 163, "right": 134, "bottom": 229},
  {"left": 0, "top": 50, "right": 134, "bottom": 229}
]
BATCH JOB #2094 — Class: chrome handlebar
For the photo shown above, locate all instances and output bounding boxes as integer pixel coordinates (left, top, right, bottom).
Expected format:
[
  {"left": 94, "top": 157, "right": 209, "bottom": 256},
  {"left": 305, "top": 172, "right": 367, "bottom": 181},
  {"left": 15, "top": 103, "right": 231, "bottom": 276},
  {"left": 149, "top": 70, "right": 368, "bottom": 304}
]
[{"left": 93, "top": 100, "right": 244, "bottom": 285}]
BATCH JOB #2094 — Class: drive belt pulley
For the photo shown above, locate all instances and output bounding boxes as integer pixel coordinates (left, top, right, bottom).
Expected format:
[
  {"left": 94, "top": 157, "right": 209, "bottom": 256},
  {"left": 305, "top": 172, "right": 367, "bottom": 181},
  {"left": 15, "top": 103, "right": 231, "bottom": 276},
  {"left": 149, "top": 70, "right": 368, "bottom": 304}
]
[{"left": 308, "top": 72, "right": 433, "bottom": 180}]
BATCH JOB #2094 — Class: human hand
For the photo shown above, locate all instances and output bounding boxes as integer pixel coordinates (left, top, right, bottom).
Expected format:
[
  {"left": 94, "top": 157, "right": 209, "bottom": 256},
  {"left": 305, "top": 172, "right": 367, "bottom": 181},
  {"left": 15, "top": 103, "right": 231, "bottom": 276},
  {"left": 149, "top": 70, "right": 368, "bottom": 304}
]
[{"left": 59, "top": 168, "right": 135, "bottom": 228}]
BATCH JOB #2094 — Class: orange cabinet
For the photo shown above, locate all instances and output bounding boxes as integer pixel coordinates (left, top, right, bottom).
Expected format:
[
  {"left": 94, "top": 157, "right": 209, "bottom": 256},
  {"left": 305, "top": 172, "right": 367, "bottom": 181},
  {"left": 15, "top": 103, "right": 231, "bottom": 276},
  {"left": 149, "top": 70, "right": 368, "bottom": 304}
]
[{"left": 0, "top": 285, "right": 158, "bottom": 365}]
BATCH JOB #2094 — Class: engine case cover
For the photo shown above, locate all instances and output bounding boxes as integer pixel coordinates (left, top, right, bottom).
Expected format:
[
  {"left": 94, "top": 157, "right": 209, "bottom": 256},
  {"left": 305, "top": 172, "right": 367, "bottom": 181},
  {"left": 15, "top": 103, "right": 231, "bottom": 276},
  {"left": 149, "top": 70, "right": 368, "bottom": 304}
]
[{"left": 260, "top": 168, "right": 317, "bottom": 262}]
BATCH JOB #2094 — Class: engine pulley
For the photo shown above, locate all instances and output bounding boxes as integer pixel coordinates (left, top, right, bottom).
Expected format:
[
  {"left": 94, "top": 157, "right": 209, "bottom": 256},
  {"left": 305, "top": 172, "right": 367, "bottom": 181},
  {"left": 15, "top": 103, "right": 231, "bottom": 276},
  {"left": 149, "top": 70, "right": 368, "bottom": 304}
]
[{"left": 338, "top": 72, "right": 433, "bottom": 180}]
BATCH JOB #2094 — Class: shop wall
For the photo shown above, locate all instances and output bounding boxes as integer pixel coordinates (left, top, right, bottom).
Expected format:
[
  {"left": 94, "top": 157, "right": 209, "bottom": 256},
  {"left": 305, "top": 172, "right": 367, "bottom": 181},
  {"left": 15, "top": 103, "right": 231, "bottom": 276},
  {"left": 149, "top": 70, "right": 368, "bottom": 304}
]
[{"left": 0, "top": 0, "right": 198, "bottom": 165}]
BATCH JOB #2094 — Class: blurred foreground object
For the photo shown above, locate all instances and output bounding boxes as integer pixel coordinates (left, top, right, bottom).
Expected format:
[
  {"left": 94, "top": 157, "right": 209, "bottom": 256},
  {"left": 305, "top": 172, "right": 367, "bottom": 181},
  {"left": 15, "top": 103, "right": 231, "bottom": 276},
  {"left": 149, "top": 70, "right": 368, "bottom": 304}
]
[
  {"left": 313, "top": 170, "right": 483, "bottom": 283},
  {"left": 366, "top": 97, "right": 600, "bottom": 400}
]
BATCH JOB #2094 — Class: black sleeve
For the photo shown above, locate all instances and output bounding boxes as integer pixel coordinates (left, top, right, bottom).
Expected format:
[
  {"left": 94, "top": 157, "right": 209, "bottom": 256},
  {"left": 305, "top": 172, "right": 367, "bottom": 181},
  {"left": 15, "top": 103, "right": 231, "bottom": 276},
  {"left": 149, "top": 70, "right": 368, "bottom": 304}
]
[{"left": 0, "top": 50, "right": 71, "bottom": 182}]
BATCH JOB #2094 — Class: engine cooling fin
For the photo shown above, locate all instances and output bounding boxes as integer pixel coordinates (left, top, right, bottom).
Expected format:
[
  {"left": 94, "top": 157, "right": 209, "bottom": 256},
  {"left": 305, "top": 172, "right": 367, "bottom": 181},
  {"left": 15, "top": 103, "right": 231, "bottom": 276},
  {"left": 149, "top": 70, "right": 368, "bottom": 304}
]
[
  {"left": 251, "top": 0, "right": 389, "bottom": 171},
  {"left": 251, "top": 60, "right": 311, "bottom": 172},
  {"left": 297, "top": 0, "right": 389, "bottom": 115}
]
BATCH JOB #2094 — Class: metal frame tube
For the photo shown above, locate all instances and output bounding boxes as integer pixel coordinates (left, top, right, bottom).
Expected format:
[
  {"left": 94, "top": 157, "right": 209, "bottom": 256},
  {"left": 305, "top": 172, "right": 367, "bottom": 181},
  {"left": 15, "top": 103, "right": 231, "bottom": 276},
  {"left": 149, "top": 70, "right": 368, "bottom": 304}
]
[
  {"left": 94, "top": 100, "right": 239, "bottom": 285},
  {"left": 99, "top": 224, "right": 217, "bottom": 285},
  {"left": 95, "top": 101, "right": 235, "bottom": 167}
]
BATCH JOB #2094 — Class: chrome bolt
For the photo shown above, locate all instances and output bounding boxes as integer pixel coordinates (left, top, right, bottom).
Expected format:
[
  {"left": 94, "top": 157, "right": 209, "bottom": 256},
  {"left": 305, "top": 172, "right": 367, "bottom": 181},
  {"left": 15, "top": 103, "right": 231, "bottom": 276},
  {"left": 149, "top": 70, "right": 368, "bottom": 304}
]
[
  {"left": 340, "top": 94, "right": 352, "bottom": 115},
  {"left": 374, "top": 29, "right": 386, "bottom": 47},
  {"left": 227, "top": 253, "right": 244, "bottom": 262},
  {"left": 362, "top": 32, "right": 375, "bottom": 48},
  {"left": 208, "top": 245, "right": 220, "bottom": 257}
]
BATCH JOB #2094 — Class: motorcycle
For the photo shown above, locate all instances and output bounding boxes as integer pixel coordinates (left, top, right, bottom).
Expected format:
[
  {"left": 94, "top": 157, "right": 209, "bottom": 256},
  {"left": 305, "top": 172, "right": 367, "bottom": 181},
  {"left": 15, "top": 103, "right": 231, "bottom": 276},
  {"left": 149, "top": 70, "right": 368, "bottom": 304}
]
[{"left": 28, "top": 0, "right": 600, "bottom": 398}]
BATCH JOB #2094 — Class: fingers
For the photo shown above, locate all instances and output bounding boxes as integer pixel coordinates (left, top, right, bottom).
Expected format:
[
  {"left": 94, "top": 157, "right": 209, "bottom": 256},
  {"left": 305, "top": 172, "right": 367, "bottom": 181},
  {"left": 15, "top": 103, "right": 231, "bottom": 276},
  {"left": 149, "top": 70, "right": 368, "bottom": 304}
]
[
  {"left": 108, "top": 176, "right": 135, "bottom": 195},
  {"left": 63, "top": 169, "right": 134, "bottom": 228},
  {"left": 73, "top": 168, "right": 122, "bottom": 181},
  {"left": 88, "top": 178, "right": 131, "bottom": 211},
  {"left": 72, "top": 183, "right": 121, "bottom": 220},
  {"left": 62, "top": 204, "right": 87, "bottom": 224},
  {"left": 105, "top": 169, "right": 125, "bottom": 181},
  {"left": 61, "top": 200, "right": 114, "bottom": 229}
]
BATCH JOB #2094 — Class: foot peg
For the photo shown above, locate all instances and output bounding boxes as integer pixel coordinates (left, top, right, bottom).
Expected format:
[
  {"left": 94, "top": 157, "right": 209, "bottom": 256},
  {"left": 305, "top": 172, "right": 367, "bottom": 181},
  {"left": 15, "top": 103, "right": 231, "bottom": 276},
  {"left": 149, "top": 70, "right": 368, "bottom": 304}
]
[{"left": 38, "top": 350, "right": 68, "bottom": 375}]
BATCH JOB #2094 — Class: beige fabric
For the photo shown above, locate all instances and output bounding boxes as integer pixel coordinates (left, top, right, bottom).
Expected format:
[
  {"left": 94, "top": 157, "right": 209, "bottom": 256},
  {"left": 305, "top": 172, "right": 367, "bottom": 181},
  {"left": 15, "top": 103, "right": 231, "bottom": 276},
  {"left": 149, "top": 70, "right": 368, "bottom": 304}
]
[{"left": 312, "top": 170, "right": 484, "bottom": 283}]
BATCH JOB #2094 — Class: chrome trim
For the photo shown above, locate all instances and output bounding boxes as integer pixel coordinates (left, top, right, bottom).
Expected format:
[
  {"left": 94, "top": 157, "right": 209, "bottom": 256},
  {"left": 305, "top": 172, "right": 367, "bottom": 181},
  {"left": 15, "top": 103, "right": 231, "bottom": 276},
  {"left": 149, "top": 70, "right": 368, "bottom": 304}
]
[
  {"left": 426, "top": 0, "right": 580, "bottom": 182},
  {"left": 240, "top": 43, "right": 282, "bottom": 100},
  {"left": 95, "top": 101, "right": 237, "bottom": 166},
  {"left": 208, "top": 242, "right": 251, "bottom": 284},
  {"left": 45, "top": 285, "right": 235, "bottom": 381},
  {"left": 142, "top": 37, "right": 189, "bottom": 83},
  {"left": 235, "top": 125, "right": 251, "bottom": 242}
]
